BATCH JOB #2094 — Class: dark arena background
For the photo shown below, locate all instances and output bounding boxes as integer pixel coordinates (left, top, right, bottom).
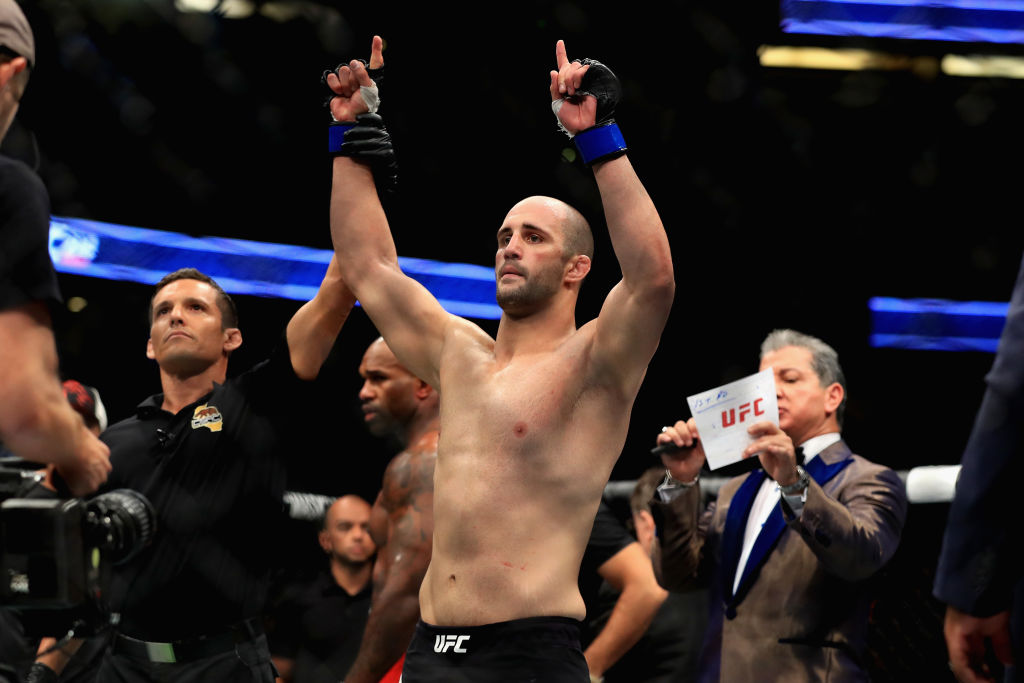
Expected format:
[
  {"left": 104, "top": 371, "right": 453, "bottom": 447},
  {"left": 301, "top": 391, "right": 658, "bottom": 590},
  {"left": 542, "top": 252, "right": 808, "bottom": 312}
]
[{"left": 6, "top": 2, "right": 1024, "bottom": 680}]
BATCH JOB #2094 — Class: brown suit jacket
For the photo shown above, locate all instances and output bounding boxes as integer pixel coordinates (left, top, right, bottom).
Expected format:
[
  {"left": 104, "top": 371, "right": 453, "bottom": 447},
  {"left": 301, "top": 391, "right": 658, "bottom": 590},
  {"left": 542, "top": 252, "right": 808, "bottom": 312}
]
[{"left": 652, "top": 440, "right": 907, "bottom": 682}]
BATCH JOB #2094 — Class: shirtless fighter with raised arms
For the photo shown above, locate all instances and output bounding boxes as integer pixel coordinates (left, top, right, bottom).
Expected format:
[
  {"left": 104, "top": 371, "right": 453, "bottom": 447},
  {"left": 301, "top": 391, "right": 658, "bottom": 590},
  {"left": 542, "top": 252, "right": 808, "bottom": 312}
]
[{"left": 324, "top": 37, "right": 674, "bottom": 682}]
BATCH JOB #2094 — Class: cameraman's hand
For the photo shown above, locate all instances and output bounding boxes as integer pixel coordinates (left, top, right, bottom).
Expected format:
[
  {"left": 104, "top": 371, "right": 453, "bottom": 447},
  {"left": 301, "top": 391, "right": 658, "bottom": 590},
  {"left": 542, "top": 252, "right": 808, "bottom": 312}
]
[{"left": 55, "top": 426, "right": 111, "bottom": 496}]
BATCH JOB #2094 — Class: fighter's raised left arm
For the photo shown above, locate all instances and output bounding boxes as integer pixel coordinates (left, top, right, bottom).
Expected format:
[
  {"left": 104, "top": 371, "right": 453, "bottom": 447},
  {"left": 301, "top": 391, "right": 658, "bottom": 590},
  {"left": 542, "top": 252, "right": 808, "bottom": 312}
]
[
  {"left": 550, "top": 41, "right": 675, "bottom": 391},
  {"left": 285, "top": 255, "right": 356, "bottom": 380}
]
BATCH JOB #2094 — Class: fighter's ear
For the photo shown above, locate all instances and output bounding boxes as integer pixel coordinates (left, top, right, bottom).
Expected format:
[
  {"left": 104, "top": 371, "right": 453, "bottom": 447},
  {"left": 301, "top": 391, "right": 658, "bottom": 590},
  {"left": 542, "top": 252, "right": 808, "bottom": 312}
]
[{"left": 564, "top": 254, "right": 591, "bottom": 284}]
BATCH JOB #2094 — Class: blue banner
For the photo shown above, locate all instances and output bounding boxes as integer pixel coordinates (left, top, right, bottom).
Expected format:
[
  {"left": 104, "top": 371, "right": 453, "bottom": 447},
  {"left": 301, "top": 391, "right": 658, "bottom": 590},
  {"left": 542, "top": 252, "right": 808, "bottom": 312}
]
[
  {"left": 48, "top": 216, "right": 502, "bottom": 320},
  {"left": 781, "top": 0, "right": 1024, "bottom": 44}
]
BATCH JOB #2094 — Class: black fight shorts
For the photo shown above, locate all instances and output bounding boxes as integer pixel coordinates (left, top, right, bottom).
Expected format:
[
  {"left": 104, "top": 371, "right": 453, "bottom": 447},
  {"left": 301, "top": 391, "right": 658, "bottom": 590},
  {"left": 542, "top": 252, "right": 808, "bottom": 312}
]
[{"left": 401, "top": 616, "right": 590, "bottom": 683}]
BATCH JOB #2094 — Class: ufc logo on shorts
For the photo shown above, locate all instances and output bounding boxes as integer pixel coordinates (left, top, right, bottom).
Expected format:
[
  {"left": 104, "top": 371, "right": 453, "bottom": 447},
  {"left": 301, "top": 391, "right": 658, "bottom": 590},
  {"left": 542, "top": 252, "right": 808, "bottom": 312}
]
[{"left": 433, "top": 634, "right": 470, "bottom": 653}]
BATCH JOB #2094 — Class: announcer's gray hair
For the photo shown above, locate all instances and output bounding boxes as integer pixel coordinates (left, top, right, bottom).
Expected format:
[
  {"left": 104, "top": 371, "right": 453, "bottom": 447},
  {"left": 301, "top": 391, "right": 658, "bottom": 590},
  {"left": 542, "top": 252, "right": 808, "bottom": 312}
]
[{"left": 760, "top": 329, "right": 846, "bottom": 427}]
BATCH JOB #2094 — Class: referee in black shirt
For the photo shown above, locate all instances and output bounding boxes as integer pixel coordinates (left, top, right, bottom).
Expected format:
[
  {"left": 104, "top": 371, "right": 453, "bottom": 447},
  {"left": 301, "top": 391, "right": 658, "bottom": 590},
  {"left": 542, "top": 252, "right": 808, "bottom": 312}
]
[{"left": 90, "top": 263, "right": 354, "bottom": 683}]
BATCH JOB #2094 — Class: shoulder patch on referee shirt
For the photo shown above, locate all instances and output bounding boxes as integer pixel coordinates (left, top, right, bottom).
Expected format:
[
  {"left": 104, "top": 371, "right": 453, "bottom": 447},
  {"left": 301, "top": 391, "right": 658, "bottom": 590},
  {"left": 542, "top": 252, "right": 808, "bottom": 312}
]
[{"left": 191, "top": 404, "right": 223, "bottom": 432}]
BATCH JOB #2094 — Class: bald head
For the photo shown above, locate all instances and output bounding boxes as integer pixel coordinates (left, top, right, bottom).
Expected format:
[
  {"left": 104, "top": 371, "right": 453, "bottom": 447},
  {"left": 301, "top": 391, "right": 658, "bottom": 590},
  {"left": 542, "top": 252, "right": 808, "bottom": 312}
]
[
  {"left": 320, "top": 494, "right": 376, "bottom": 565},
  {"left": 323, "top": 494, "right": 372, "bottom": 530},
  {"left": 358, "top": 336, "right": 436, "bottom": 440},
  {"left": 506, "top": 196, "right": 593, "bottom": 261},
  {"left": 361, "top": 337, "right": 408, "bottom": 376}
]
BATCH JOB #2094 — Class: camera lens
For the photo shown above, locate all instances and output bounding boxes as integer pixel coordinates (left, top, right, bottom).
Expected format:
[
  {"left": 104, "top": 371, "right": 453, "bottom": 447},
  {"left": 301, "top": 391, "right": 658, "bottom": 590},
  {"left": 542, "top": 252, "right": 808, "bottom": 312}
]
[{"left": 84, "top": 489, "right": 156, "bottom": 564}]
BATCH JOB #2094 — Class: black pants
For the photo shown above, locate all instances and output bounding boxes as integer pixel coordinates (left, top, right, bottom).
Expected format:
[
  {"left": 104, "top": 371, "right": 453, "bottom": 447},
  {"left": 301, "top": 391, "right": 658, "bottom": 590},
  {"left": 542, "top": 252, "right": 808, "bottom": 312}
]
[
  {"left": 402, "top": 617, "right": 589, "bottom": 683},
  {"left": 95, "top": 633, "right": 275, "bottom": 683}
]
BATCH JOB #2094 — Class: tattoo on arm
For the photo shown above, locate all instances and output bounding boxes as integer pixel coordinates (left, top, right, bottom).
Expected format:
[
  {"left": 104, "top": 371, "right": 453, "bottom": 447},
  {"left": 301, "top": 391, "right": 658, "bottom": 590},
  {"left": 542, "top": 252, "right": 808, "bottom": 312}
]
[{"left": 345, "top": 450, "right": 435, "bottom": 683}]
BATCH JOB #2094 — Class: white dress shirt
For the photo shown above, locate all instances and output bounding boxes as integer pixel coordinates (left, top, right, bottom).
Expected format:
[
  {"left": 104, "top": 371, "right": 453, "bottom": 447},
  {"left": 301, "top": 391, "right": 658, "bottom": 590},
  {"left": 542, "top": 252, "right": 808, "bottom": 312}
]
[{"left": 731, "top": 432, "right": 841, "bottom": 594}]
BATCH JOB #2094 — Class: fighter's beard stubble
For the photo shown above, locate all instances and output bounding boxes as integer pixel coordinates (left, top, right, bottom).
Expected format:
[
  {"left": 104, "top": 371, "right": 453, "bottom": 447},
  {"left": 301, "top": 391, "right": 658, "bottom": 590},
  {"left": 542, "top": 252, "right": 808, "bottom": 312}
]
[{"left": 495, "top": 268, "right": 561, "bottom": 318}]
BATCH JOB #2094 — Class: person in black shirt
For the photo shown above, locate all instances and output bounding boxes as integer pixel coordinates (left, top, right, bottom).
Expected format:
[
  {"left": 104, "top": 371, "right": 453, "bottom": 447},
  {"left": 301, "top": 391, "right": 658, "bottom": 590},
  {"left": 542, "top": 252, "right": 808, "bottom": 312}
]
[
  {"left": 578, "top": 500, "right": 666, "bottom": 682},
  {"left": 92, "top": 264, "right": 354, "bottom": 683},
  {"left": 269, "top": 495, "right": 376, "bottom": 683},
  {"left": 616, "top": 468, "right": 709, "bottom": 683}
]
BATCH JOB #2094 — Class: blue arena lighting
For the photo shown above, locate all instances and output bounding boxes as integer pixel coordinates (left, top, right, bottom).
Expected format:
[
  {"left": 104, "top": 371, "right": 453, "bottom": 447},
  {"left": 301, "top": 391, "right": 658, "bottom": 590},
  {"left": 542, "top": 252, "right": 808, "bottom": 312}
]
[
  {"left": 781, "top": 1, "right": 1024, "bottom": 45},
  {"left": 47, "top": 216, "right": 503, "bottom": 320},
  {"left": 868, "top": 296, "right": 1009, "bottom": 352}
]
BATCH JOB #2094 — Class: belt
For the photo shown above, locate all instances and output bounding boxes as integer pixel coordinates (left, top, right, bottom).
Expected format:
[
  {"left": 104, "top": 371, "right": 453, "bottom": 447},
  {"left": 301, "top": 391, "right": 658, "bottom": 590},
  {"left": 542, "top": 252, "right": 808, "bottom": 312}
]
[{"left": 111, "top": 618, "right": 263, "bottom": 664}]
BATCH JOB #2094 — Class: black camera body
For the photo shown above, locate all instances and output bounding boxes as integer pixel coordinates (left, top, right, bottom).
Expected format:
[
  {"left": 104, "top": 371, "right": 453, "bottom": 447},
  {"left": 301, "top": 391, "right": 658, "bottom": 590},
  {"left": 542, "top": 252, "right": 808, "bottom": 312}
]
[{"left": 0, "top": 465, "right": 156, "bottom": 637}]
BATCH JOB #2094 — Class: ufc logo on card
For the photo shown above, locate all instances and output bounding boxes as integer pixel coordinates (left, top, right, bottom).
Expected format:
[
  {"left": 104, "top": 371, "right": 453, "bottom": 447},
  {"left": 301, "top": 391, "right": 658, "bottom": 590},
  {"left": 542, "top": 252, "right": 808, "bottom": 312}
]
[
  {"left": 433, "top": 634, "right": 470, "bottom": 653},
  {"left": 721, "top": 398, "right": 765, "bottom": 428}
]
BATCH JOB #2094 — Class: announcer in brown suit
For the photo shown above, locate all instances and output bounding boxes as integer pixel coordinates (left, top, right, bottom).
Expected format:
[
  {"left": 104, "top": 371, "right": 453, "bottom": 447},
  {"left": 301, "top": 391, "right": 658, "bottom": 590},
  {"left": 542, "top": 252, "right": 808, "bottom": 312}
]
[{"left": 651, "top": 329, "right": 907, "bottom": 682}]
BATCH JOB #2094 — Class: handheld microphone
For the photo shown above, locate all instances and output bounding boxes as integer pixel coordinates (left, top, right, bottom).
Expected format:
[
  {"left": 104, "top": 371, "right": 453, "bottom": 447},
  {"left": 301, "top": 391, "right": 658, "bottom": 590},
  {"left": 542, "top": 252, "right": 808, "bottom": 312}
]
[{"left": 650, "top": 439, "right": 697, "bottom": 457}]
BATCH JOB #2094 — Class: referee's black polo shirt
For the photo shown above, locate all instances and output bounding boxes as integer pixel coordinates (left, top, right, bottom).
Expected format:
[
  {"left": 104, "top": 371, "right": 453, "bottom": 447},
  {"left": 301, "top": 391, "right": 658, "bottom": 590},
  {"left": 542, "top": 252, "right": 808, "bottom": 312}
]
[{"left": 99, "top": 339, "right": 309, "bottom": 641}]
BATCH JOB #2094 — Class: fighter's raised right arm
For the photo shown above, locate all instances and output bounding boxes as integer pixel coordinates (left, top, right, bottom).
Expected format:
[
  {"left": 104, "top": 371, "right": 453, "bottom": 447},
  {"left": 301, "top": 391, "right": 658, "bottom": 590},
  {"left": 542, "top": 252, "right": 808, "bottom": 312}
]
[{"left": 326, "top": 37, "right": 450, "bottom": 388}]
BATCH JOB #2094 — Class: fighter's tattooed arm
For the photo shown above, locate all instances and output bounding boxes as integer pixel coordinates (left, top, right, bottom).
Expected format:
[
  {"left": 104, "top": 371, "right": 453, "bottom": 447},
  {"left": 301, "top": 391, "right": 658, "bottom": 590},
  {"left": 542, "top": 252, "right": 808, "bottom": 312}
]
[{"left": 344, "top": 448, "right": 436, "bottom": 683}]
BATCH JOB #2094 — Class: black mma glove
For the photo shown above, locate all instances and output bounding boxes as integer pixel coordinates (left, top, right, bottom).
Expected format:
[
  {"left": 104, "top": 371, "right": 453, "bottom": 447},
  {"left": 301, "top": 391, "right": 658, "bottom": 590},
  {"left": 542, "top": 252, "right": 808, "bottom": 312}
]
[
  {"left": 568, "top": 58, "right": 621, "bottom": 121},
  {"left": 553, "top": 57, "right": 627, "bottom": 165},
  {"left": 328, "top": 113, "right": 398, "bottom": 194}
]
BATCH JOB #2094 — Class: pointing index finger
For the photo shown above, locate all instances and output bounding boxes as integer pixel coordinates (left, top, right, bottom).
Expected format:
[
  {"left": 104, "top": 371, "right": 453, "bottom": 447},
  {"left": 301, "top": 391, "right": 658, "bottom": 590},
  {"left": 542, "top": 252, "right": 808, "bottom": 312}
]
[
  {"left": 555, "top": 39, "right": 569, "bottom": 70},
  {"left": 368, "top": 35, "right": 384, "bottom": 70}
]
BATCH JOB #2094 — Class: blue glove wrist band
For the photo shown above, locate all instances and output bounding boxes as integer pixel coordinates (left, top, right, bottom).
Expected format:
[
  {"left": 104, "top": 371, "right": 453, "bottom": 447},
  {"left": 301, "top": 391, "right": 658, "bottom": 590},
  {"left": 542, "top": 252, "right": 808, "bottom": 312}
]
[
  {"left": 328, "top": 122, "right": 356, "bottom": 153},
  {"left": 573, "top": 121, "right": 627, "bottom": 165}
]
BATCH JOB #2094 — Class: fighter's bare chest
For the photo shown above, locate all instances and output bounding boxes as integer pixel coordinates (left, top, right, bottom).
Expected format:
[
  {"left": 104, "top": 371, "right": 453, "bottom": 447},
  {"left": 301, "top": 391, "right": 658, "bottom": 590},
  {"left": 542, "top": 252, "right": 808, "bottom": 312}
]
[{"left": 441, "top": 351, "right": 588, "bottom": 437}]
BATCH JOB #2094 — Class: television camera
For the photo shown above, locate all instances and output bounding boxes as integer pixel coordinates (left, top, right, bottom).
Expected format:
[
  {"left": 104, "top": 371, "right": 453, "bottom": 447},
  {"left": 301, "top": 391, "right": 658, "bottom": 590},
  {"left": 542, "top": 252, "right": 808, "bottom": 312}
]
[{"left": 0, "top": 460, "right": 155, "bottom": 638}]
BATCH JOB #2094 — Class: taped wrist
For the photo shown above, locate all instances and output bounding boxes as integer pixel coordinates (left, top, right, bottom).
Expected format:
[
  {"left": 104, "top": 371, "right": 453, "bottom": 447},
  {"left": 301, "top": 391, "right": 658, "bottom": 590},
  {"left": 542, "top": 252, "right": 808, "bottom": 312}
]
[
  {"left": 321, "top": 60, "right": 383, "bottom": 117},
  {"left": 573, "top": 120, "right": 627, "bottom": 165}
]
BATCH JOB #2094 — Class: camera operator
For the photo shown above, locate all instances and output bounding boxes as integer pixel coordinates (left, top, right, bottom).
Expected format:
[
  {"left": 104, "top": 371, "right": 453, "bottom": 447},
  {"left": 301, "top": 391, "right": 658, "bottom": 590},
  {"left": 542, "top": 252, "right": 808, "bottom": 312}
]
[
  {"left": 0, "top": 0, "right": 111, "bottom": 496},
  {"left": 1, "top": 379, "right": 110, "bottom": 683}
]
